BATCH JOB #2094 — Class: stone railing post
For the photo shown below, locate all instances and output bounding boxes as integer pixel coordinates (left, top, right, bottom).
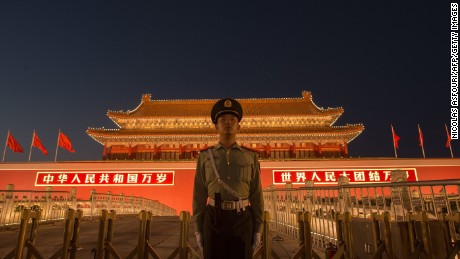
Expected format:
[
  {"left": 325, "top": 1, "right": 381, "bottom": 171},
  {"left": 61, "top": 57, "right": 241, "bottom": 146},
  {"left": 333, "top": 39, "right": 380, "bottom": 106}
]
[
  {"left": 90, "top": 189, "right": 96, "bottom": 217},
  {"left": 304, "top": 180, "right": 314, "bottom": 212},
  {"left": 285, "top": 182, "right": 296, "bottom": 236},
  {"left": 106, "top": 191, "right": 112, "bottom": 211},
  {"left": 338, "top": 175, "right": 351, "bottom": 213},
  {"left": 70, "top": 187, "right": 77, "bottom": 209},
  {"left": 45, "top": 186, "right": 53, "bottom": 221},
  {"left": 3, "top": 184, "right": 15, "bottom": 225},
  {"left": 268, "top": 185, "right": 276, "bottom": 230},
  {"left": 120, "top": 192, "right": 124, "bottom": 215},
  {"left": 269, "top": 184, "right": 283, "bottom": 241},
  {"left": 130, "top": 194, "right": 135, "bottom": 214},
  {"left": 391, "top": 169, "right": 410, "bottom": 220}
]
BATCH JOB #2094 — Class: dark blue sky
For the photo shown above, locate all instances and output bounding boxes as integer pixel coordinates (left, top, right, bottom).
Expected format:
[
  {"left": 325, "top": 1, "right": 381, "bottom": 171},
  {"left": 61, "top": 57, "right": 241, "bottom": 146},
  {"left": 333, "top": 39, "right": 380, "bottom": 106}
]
[{"left": 0, "top": 1, "right": 454, "bottom": 161}]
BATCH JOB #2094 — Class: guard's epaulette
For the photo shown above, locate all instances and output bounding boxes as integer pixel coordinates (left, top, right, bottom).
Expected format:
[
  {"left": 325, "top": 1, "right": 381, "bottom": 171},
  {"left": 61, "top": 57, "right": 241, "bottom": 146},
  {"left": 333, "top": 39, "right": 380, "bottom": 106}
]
[
  {"left": 241, "top": 146, "right": 258, "bottom": 153},
  {"left": 199, "top": 146, "right": 214, "bottom": 152}
]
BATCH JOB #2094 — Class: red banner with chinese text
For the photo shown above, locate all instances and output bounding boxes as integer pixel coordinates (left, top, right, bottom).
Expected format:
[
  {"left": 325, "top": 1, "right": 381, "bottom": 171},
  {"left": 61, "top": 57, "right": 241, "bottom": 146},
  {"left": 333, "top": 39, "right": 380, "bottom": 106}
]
[
  {"left": 35, "top": 171, "right": 174, "bottom": 186},
  {"left": 273, "top": 168, "right": 417, "bottom": 185}
]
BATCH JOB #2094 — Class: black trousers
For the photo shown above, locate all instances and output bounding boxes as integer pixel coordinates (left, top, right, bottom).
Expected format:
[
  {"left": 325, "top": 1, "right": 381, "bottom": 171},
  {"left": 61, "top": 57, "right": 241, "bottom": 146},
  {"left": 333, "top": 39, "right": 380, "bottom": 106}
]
[{"left": 203, "top": 205, "right": 253, "bottom": 259}]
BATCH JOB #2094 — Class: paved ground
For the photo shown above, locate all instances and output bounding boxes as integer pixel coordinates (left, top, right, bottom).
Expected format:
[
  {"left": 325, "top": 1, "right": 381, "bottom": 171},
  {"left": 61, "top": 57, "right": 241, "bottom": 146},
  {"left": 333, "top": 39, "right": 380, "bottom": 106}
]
[{"left": 0, "top": 215, "right": 324, "bottom": 259}]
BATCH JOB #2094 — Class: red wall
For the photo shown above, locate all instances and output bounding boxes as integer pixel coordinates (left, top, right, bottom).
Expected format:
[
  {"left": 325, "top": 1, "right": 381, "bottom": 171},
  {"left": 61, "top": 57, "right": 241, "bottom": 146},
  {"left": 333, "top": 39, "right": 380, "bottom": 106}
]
[{"left": 1, "top": 158, "right": 459, "bottom": 214}]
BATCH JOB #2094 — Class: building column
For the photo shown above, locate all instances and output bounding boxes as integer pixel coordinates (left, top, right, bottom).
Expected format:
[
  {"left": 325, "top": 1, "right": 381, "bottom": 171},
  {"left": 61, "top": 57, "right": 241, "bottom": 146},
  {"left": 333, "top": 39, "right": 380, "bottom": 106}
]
[
  {"left": 265, "top": 143, "right": 271, "bottom": 159},
  {"left": 343, "top": 143, "right": 349, "bottom": 157},
  {"left": 154, "top": 145, "right": 161, "bottom": 160},
  {"left": 128, "top": 144, "right": 132, "bottom": 160},
  {"left": 317, "top": 143, "right": 323, "bottom": 158},
  {"left": 289, "top": 144, "right": 296, "bottom": 158},
  {"left": 178, "top": 144, "right": 183, "bottom": 159}
]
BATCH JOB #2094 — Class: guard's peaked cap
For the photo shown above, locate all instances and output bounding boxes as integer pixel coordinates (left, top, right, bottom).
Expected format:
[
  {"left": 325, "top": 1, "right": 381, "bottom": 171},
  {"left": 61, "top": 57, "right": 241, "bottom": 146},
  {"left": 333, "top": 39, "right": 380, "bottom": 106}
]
[{"left": 211, "top": 98, "right": 243, "bottom": 124}]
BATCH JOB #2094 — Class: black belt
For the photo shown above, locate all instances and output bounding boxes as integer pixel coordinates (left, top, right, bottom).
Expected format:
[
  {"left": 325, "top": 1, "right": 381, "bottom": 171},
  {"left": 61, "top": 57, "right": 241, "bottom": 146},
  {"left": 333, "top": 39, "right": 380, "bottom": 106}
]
[{"left": 208, "top": 198, "right": 249, "bottom": 210}]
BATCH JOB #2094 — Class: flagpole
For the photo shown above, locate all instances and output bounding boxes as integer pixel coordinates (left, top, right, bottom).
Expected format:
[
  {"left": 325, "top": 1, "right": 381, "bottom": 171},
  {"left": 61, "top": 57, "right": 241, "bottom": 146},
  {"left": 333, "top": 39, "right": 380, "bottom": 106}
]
[
  {"left": 2, "top": 130, "right": 9, "bottom": 162},
  {"left": 54, "top": 129, "right": 60, "bottom": 162},
  {"left": 421, "top": 144, "right": 426, "bottom": 159},
  {"left": 446, "top": 123, "right": 454, "bottom": 158},
  {"left": 418, "top": 124, "right": 425, "bottom": 158},
  {"left": 28, "top": 130, "right": 35, "bottom": 162},
  {"left": 391, "top": 125, "right": 398, "bottom": 158}
]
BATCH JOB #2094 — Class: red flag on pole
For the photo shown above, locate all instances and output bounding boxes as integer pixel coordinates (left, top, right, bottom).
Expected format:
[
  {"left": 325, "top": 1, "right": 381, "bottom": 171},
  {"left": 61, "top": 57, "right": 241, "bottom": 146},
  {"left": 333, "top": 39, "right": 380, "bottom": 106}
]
[
  {"left": 445, "top": 124, "right": 454, "bottom": 158},
  {"left": 58, "top": 131, "right": 75, "bottom": 153},
  {"left": 445, "top": 124, "right": 452, "bottom": 148},
  {"left": 391, "top": 124, "right": 400, "bottom": 158},
  {"left": 417, "top": 124, "right": 426, "bottom": 158},
  {"left": 32, "top": 132, "right": 48, "bottom": 155},
  {"left": 418, "top": 125, "right": 424, "bottom": 147},
  {"left": 7, "top": 132, "right": 23, "bottom": 153},
  {"left": 391, "top": 125, "right": 400, "bottom": 149}
]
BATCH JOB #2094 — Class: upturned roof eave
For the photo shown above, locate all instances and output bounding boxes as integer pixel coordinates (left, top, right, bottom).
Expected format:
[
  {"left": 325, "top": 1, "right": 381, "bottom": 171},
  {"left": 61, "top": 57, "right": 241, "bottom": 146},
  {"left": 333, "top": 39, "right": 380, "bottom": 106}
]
[
  {"left": 108, "top": 109, "right": 344, "bottom": 119},
  {"left": 87, "top": 130, "right": 364, "bottom": 146},
  {"left": 105, "top": 91, "right": 344, "bottom": 119},
  {"left": 86, "top": 125, "right": 364, "bottom": 140}
]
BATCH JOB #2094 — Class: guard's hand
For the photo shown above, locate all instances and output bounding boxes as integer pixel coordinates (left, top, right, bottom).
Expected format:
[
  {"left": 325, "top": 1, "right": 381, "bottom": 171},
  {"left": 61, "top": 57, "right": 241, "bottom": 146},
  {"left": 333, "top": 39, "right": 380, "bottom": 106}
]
[
  {"left": 252, "top": 233, "right": 262, "bottom": 252},
  {"left": 195, "top": 232, "right": 204, "bottom": 253}
]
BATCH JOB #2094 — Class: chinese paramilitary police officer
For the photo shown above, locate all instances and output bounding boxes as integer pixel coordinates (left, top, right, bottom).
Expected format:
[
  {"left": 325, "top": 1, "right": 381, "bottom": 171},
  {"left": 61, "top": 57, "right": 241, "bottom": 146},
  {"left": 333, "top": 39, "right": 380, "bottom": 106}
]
[{"left": 193, "top": 98, "right": 264, "bottom": 259}]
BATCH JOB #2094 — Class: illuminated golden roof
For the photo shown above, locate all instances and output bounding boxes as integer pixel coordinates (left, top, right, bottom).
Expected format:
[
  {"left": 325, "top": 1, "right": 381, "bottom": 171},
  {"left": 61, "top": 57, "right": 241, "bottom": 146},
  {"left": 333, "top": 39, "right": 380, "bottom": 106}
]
[
  {"left": 108, "top": 91, "right": 343, "bottom": 119},
  {"left": 87, "top": 91, "right": 364, "bottom": 146}
]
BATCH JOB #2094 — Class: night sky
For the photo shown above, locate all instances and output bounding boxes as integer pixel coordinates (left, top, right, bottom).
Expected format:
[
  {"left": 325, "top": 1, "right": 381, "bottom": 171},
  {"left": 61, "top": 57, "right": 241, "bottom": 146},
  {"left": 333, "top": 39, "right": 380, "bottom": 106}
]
[{"left": 0, "top": 1, "right": 454, "bottom": 162}]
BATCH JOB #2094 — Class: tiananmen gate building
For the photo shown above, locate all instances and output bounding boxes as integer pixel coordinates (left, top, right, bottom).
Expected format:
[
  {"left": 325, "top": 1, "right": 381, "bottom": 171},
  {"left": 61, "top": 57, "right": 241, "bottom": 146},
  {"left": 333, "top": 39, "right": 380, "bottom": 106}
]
[{"left": 86, "top": 91, "right": 364, "bottom": 160}]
